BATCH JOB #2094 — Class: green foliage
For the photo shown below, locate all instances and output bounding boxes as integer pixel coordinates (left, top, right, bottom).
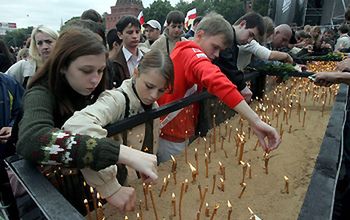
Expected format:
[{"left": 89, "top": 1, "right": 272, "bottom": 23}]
[
  {"left": 1, "top": 27, "right": 33, "bottom": 48},
  {"left": 253, "top": 0, "right": 270, "bottom": 16},
  {"left": 256, "top": 63, "right": 296, "bottom": 73},
  {"left": 143, "top": 0, "right": 174, "bottom": 26}
]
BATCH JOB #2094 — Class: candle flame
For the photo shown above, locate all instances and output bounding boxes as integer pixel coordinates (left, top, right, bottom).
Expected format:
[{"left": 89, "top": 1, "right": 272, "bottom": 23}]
[
  {"left": 84, "top": 199, "right": 88, "bottom": 204},
  {"left": 172, "top": 192, "right": 175, "bottom": 199},
  {"left": 227, "top": 200, "right": 232, "bottom": 208},
  {"left": 248, "top": 207, "right": 254, "bottom": 215},
  {"left": 188, "top": 162, "right": 196, "bottom": 172},
  {"left": 284, "top": 176, "right": 289, "bottom": 181},
  {"left": 171, "top": 155, "right": 175, "bottom": 162}
]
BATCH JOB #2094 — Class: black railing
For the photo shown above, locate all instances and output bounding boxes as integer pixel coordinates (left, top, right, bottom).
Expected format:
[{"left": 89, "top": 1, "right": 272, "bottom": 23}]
[{"left": 4, "top": 71, "right": 347, "bottom": 220}]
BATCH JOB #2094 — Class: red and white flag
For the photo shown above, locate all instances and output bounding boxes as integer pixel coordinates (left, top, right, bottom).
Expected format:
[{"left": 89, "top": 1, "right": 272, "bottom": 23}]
[
  {"left": 185, "top": 8, "right": 197, "bottom": 29},
  {"left": 137, "top": 11, "right": 144, "bottom": 25}
]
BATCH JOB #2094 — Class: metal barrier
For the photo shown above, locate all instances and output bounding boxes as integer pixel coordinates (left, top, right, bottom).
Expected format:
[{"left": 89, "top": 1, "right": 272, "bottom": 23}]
[{"left": 5, "top": 71, "right": 346, "bottom": 220}]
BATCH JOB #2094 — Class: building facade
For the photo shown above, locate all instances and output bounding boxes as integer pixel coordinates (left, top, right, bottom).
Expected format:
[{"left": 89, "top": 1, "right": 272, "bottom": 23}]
[{"left": 105, "top": 0, "right": 143, "bottom": 31}]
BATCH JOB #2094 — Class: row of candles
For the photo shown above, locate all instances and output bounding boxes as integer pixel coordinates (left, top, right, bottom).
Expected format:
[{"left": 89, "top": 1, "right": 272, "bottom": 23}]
[{"left": 86, "top": 76, "right": 337, "bottom": 219}]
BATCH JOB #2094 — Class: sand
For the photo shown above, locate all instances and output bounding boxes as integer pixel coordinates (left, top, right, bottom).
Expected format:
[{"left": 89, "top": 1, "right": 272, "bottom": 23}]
[{"left": 98, "top": 76, "right": 339, "bottom": 220}]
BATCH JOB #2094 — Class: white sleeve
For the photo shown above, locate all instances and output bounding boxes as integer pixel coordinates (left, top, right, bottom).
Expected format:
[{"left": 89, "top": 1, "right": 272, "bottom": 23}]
[{"left": 63, "top": 90, "right": 125, "bottom": 138}]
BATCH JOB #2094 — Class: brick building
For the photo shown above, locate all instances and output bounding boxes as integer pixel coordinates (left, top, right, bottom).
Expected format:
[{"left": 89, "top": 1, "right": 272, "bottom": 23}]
[{"left": 105, "top": 0, "right": 143, "bottom": 31}]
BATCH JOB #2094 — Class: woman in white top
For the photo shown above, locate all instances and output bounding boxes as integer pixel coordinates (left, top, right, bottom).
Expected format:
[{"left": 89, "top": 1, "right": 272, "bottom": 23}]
[{"left": 6, "top": 25, "right": 58, "bottom": 87}]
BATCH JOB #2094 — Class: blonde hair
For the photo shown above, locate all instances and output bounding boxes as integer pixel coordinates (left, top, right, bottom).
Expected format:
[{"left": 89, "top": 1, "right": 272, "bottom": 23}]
[
  {"left": 196, "top": 12, "right": 233, "bottom": 48},
  {"left": 138, "top": 49, "right": 174, "bottom": 92},
  {"left": 29, "top": 25, "right": 59, "bottom": 66}
]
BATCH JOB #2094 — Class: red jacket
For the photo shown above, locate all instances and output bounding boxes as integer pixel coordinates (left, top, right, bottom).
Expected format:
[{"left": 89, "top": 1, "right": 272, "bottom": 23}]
[{"left": 158, "top": 41, "right": 244, "bottom": 142}]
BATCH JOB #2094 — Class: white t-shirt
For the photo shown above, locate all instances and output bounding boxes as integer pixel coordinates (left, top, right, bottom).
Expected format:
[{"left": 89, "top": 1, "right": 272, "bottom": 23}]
[{"left": 237, "top": 40, "right": 271, "bottom": 70}]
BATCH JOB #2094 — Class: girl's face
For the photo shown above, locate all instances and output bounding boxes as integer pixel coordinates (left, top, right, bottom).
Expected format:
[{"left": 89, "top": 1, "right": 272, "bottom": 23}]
[
  {"left": 64, "top": 53, "right": 106, "bottom": 96},
  {"left": 134, "top": 68, "right": 168, "bottom": 105},
  {"left": 35, "top": 32, "right": 56, "bottom": 61}
]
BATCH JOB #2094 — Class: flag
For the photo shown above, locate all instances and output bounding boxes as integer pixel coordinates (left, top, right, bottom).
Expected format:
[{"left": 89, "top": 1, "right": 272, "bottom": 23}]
[
  {"left": 137, "top": 11, "right": 144, "bottom": 25},
  {"left": 185, "top": 8, "right": 197, "bottom": 29}
]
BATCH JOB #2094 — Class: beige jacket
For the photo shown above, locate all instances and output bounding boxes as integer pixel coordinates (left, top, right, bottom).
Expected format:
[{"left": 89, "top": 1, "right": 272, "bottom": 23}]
[
  {"left": 150, "top": 28, "right": 187, "bottom": 54},
  {"left": 63, "top": 79, "right": 160, "bottom": 198}
]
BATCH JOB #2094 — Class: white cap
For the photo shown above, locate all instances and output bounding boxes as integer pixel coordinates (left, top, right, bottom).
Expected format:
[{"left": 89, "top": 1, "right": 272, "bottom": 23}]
[{"left": 143, "top": 20, "right": 161, "bottom": 30}]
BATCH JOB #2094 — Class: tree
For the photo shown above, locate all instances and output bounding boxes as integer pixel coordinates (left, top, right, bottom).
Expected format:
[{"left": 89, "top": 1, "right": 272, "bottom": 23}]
[
  {"left": 253, "top": 0, "right": 270, "bottom": 16},
  {"left": 143, "top": 0, "right": 174, "bottom": 26},
  {"left": 2, "top": 27, "right": 33, "bottom": 48}
]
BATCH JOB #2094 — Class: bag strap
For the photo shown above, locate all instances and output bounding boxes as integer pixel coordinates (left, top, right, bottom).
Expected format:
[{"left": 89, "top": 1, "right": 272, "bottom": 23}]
[{"left": 116, "top": 89, "right": 130, "bottom": 144}]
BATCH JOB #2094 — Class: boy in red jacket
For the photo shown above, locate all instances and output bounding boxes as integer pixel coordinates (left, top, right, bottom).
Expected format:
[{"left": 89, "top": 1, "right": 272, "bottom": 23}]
[{"left": 157, "top": 13, "right": 280, "bottom": 162}]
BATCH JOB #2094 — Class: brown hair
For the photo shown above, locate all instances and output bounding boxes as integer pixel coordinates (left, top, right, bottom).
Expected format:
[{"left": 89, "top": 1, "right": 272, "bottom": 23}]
[
  {"left": 196, "top": 12, "right": 233, "bottom": 48},
  {"left": 29, "top": 27, "right": 108, "bottom": 114},
  {"left": 234, "top": 12, "right": 266, "bottom": 38},
  {"left": 138, "top": 49, "right": 174, "bottom": 92}
]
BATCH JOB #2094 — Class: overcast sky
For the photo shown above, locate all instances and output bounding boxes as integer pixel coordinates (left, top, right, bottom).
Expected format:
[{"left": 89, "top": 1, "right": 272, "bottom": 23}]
[{"left": 1, "top": 0, "right": 182, "bottom": 31}]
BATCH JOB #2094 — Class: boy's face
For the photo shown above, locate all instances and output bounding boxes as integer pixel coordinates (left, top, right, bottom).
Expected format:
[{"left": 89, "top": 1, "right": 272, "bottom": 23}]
[
  {"left": 167, "top": 22, "right": 184, "bottom": 39},
  {"left": 195, "top": 31, "right": 226, "bottom": 60},
  {"left": 118, "top": 23, "right": 141, "bottom": 49},
  {"left": 235, "top": 21, "right": 259, "bottom": 45}
]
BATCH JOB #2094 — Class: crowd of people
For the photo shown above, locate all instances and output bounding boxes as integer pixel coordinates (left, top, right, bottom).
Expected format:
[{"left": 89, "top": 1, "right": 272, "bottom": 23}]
[{"left": 1, "top": 6, "right": 350, "bottom": 219}]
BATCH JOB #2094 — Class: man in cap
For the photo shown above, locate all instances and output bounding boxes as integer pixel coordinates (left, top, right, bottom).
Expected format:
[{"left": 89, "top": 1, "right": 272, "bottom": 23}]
[{"left": 139, "top": 20, "right": 161, "bottom": 49}]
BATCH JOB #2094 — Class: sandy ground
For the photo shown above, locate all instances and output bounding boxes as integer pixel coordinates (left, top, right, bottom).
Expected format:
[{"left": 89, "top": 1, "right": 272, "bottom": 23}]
[{"left": 99, "top": 77, "right": 338, "bottom": 220}]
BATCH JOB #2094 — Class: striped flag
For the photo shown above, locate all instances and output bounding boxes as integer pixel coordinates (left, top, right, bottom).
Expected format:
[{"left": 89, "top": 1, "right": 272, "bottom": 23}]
[
  {"left": 185, "top": 8, "right": 197, "bottom": 29},
  {"left": 137, "top": 11, "right": 144, "bottom": 25}
]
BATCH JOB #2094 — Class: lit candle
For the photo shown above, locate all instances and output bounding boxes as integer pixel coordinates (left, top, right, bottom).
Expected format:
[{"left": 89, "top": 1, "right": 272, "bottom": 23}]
[
  {"left": 211, "top": 174, "right": 216, "bottom": 194},
  {"left": 185, "top": 131, "right": 188, "bottom": 163},
  {"left": 136, "top": 212, "right": 141, "bottom": 220},
  {"left": 204, "top": 137, "right": 207, "bottom": 153},
  {"left": 284, "top": 176, "right": 289, "bottom": 194},
  {"left": 213, "top": 114, "right": 216, "bottom": 152},
  {"left": 218, "top": 161, "right": 223, "bottom": 175},
  {"left": 199, "top": 186, "right": 208, "bottom": 211},
  {"left": 158, "top": 177, "right": 166, "bottom": 197},
  {"left": 143, "top": 183, "right": 149, "bottom": 211},
  {"left": 247, "top": 162, "right": 252, "bottom": 179},
  {"left": 227, "top": 200, "right": 232, "bottom": 220},
  {"left": 195, "top": 148, "right": 199, "bottom": 172},
  {"left": 171, "top": 155, "right": 177, "bottom": 172},
  {"left": 322, "top": 101, "right": 325, "bottom": 117},
  {"left": 208, "top": 147, "right": 212, "bottom": 163},
  {"left": 84, "top": 199, "right": 92, "bottom": 220},
  {"left": 164, "top": 174, "right": 170, "bottom": 191},
  {"left": 240, "top": 161, "right": 247, "bottom": 185},
  {"left": 90, "top": 187, "right": 98, "bottom": 220},
  {"left": 138, "top": 200, "right": 143, "bottom": 220},
  {"left": 210, "top": 204, "right": 219, "bottom": 220},
  {"left": 218, "top": 178, "right": 224, "bottom": 192},
  {"left": 238, "top": 138, "right": 245, "bottom": 164},
  {"left": 205, "top": 203, "right": 210, "bottom": 217},
  {"left": 197, "top": 132, "right": 201, "bottom": 144},
  {"left": 148, "top": 185, "right": 159, "bottom": 220},
  {"left": 238, "top": 183, "right": 247, "bottom": 199},
  {"left": 171, "top": 193, "right": 176, "bottom": 216},
  {"left": 205, "top": 153, "right": 209, "bottom": 178},
  {"left": 184, "top": 179, "right": 189, "bottom": 193},
  {"left": 124, "top": 216, "right": 128, "bottom": 220},
  {"left": 97, "top": 201, "right": 104, "bottom": 220},
  {"left": 302, "top": 108, "right": 306, "bottom": 127},
  {"left": 189, "top": 162, "right": 197, "bottom": 183}
]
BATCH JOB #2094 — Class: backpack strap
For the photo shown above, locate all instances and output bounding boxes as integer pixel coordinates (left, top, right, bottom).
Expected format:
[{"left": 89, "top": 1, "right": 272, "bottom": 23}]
[{"left": 116, "top": 89, "right": 130, "bottom": 145}]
